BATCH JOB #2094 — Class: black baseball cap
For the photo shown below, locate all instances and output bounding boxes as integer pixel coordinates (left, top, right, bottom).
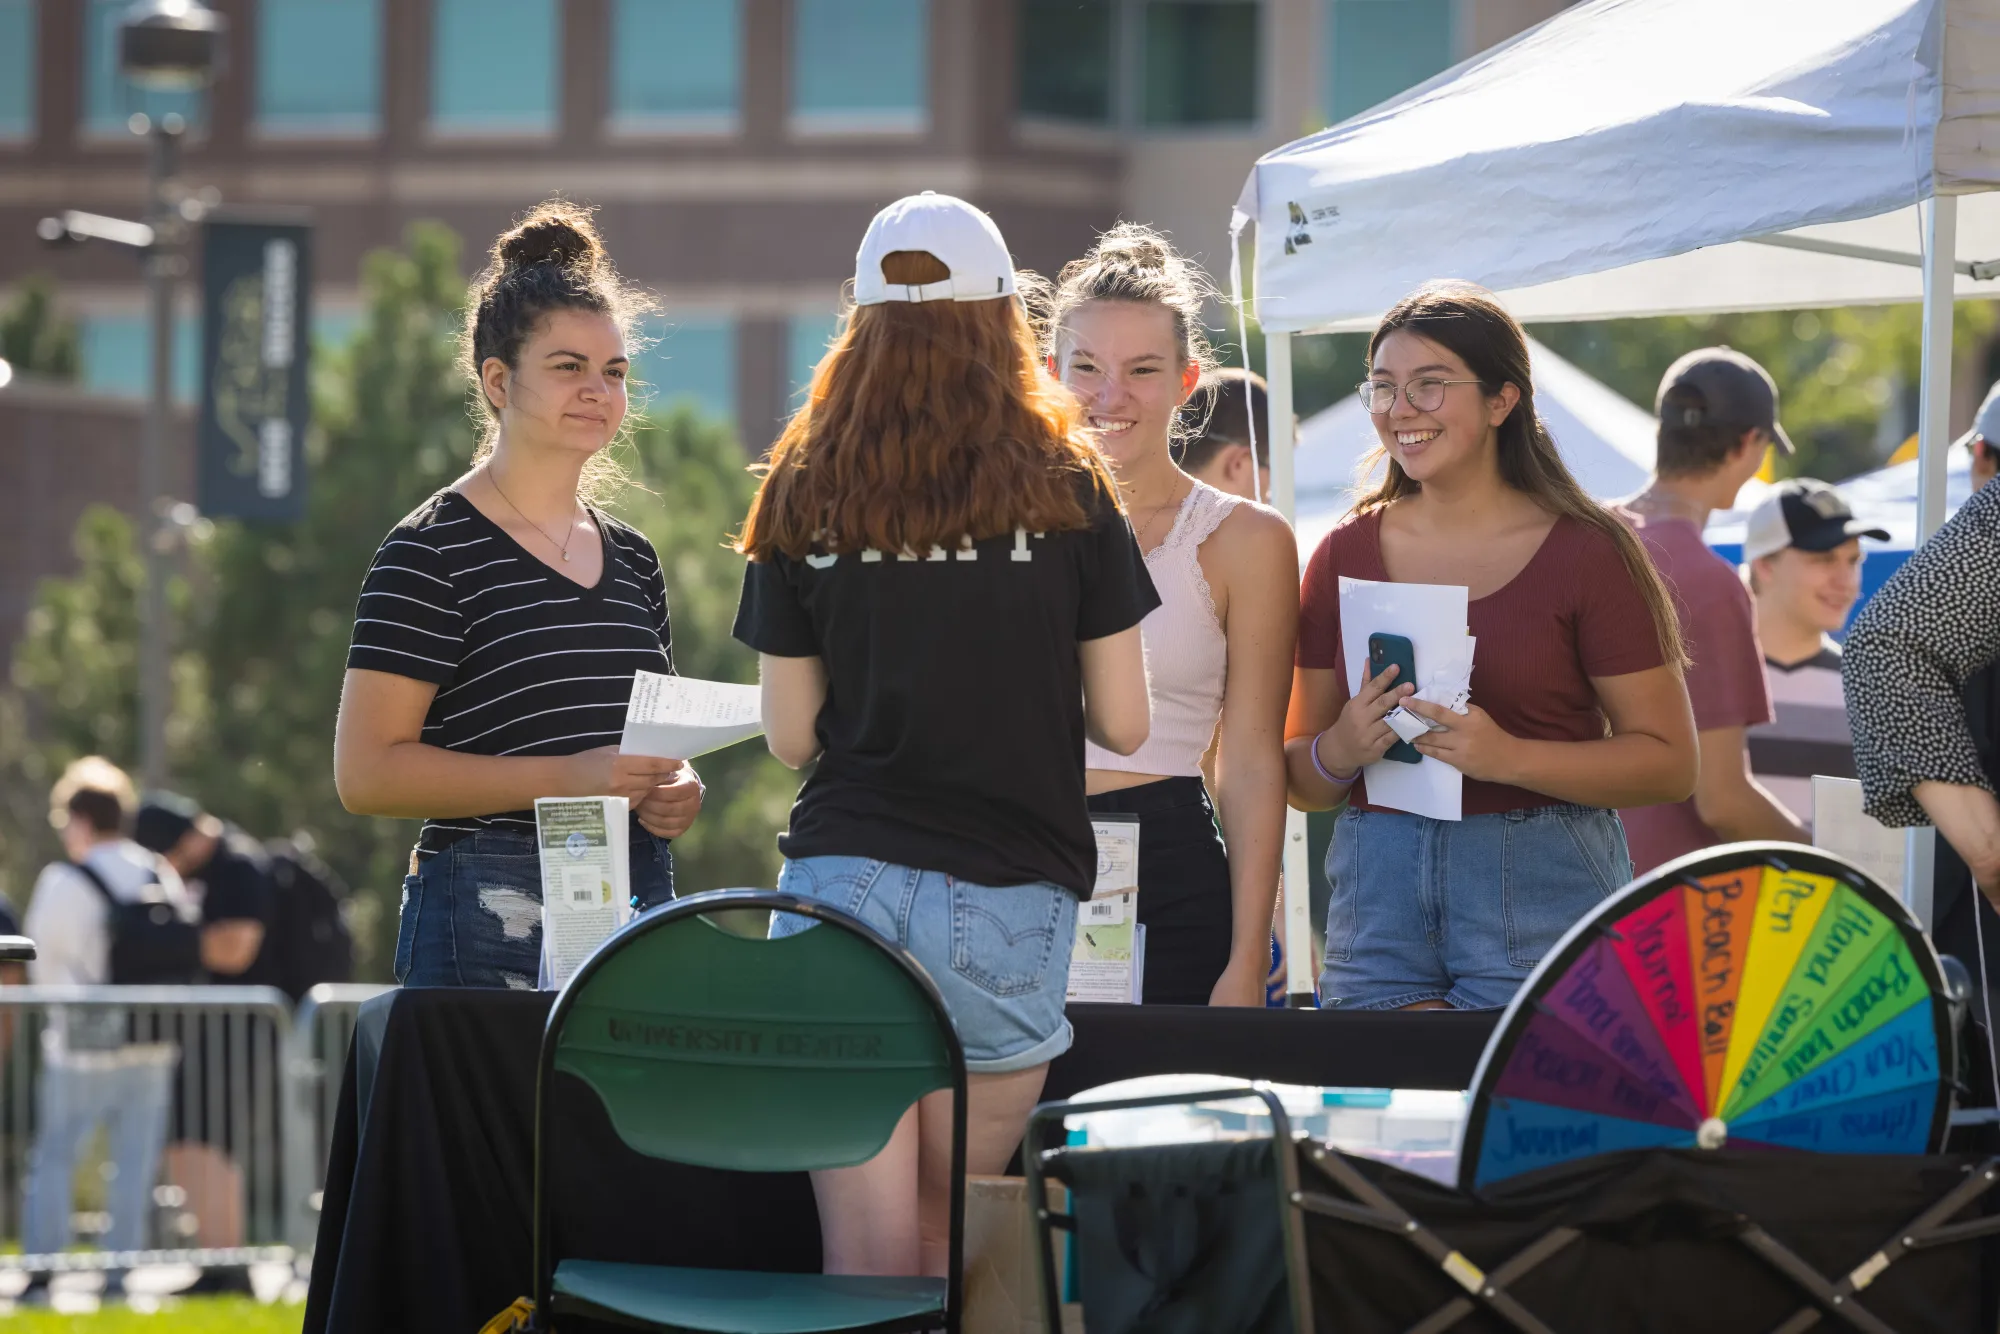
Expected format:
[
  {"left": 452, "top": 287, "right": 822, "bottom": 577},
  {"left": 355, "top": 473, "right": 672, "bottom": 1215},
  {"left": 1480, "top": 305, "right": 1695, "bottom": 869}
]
[
  {"left": 1656, "top": 346, "right": 1796, "bottom": 455},
  {"left": 133, "top": 791, "right": 202, "bottom": 853},
  {"left": 1743, "top": 479, "right": 1889, "bottom": 561}
]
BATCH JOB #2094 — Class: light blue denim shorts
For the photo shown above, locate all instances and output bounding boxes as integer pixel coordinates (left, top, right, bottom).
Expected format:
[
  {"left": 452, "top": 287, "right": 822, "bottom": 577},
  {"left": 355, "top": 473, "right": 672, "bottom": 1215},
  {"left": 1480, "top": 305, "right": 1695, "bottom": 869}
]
[
  {"left": 770, "top": 856, "right": 1079, "bottom": 1075},
  {"left": 1317, "top": 803, "right": 1632, "bottom": 1012}
]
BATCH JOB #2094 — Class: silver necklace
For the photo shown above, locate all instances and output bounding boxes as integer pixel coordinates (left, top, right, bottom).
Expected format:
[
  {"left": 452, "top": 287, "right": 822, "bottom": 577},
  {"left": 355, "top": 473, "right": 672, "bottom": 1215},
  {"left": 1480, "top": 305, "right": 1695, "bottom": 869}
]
[
  {"left": 487, "top": 468, "right": 583, "bottom": 562},
  {"left": 1130, "top": 479, "right": 1190, "bottom": 550}
]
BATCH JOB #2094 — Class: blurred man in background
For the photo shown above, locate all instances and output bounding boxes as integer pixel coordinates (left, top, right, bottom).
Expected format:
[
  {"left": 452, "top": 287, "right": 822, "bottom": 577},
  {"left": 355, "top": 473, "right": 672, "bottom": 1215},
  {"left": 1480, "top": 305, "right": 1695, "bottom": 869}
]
[
  {"left": 1741, "top": 480, "right": 1885, "bottom": 832},
  {"left": 135, "top": 794, "right": 277, "bottom": 990},
  {"left": 1963, "top": 381, "right": 2000, "bottom": 491},
  {"left": 1616, "top": 348, "right": 1807, "bottom": 871},
  {"left": 1176, "top": 367, "right": 1273, "bottom": 503}
]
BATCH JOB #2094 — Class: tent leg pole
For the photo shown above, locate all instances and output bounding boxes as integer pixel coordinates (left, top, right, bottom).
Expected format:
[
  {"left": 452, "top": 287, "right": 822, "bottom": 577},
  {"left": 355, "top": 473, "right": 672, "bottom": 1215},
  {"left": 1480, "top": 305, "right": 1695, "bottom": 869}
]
[
  {"left": 1903, "top": 193, "right": 1958, "bottom": 935},
  {"left": 1267, "top": 332, "right": 1315, "bottom": 1005}
]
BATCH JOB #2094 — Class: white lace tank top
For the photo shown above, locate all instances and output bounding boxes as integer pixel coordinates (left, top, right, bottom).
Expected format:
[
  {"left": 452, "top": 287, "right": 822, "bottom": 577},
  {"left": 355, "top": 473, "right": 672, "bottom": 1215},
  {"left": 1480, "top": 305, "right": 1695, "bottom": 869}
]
[{"left": 1085, "top": 481, "right": 1242, "bottom": 778}]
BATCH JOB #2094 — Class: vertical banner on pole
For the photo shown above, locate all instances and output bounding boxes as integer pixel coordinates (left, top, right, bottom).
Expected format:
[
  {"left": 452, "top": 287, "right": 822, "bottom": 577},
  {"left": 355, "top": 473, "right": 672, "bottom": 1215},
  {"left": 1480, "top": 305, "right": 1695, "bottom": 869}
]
[{"left": 198, "top": 215, "right": 312, "bottom": 521}]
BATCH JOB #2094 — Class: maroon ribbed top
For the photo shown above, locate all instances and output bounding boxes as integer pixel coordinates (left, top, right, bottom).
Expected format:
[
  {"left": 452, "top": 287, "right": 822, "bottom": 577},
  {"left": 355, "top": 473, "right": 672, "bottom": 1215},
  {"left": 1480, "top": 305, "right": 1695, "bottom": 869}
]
[{"left": 1299, "top": 509, "right": 1665, "bottom": 815}]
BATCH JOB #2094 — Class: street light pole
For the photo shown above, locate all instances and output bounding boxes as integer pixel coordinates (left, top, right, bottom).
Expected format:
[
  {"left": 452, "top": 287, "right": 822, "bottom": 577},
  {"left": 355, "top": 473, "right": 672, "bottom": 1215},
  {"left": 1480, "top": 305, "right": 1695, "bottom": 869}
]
[{"left": 137, "top": 113, "right": 183, "bottom": 789}]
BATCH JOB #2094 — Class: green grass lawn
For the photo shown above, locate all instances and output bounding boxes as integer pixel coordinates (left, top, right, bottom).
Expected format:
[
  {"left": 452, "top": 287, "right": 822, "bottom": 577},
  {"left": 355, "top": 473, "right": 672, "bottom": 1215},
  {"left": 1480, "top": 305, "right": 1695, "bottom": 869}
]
[{"left": 1, "top": 1298, "right": 302, "bottom": 1331}]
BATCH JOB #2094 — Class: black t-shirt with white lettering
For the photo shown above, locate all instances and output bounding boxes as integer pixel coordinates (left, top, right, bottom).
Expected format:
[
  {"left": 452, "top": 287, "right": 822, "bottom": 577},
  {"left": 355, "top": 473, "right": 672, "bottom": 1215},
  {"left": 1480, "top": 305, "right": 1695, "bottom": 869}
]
[
  {"left": 733, "top": 491, "right": 1158, "bottom": 898},
  {"left": 346, "top": 489, "right": 672, "bottom": 859}
]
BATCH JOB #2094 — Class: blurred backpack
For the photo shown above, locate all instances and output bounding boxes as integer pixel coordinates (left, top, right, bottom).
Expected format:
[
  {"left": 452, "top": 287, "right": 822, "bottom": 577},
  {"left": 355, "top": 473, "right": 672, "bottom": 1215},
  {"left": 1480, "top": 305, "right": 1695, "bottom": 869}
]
[
  {"left": 71, "top": 857, "right": 203, "bottom": 985},
  {"left": 262, "top": 837, "right": 353, "bottom": 1001}
]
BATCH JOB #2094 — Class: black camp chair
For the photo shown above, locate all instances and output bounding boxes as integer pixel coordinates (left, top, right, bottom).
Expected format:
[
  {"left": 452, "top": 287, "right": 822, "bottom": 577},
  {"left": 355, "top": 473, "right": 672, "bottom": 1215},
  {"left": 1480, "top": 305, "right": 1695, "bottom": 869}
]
[{"left": 1025, "top": 1086, "right": 2000, "bottom": 1334}]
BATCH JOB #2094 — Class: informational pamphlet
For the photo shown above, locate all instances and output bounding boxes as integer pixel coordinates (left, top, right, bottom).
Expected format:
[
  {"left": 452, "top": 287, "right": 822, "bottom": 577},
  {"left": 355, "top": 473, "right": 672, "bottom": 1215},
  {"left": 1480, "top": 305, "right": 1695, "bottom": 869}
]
[
  {"left": 1336, "top": 576, "right": 1472, "bottom": 821},
  {"left": 1067, "top": 817, "right": 1145, "bottom": 1003},
  {"left": 535, "top": 796, "right": 633, "bottom": 989},
  {"left": 1813, "top": 776, "right": 1909, "bottom": 904},
  {"left": 619, "top": 671, "right": 764, "bottom": 760},
  {"left": 1068, "top": 893, "right": 1146, "bottom": 1004}
]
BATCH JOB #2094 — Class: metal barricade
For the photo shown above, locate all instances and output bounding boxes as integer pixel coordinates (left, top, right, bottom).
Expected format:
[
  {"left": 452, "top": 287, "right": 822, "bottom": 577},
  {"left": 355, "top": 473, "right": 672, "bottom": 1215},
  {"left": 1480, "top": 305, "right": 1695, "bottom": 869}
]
[
  {"left": 0, "top": 985, "right": 297, "bottom": 1274},
  {"left": 285, "top": 982, "right": 393, "bottom": 1250}
]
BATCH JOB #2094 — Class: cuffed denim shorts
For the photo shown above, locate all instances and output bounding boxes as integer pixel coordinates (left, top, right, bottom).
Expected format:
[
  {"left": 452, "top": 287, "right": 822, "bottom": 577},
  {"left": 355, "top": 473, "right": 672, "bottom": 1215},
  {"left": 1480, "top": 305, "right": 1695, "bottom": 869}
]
[
  {"left": 770, "top": 856, "right": 1078, "bottom": 1075},
  {"left": 395, "top": 828, "right": 676, "bottom": 990},
  {"left": 1316, "top": 803, "right": 1632, "bottom": 1012}
]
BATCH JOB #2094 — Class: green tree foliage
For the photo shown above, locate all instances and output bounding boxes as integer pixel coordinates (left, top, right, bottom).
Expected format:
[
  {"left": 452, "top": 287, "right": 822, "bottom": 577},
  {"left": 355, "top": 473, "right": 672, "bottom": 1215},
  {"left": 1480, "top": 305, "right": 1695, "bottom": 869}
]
[
  {"left": 1531, "top": 303, "right": 2000, "bottom": 483},
  {"left": 1, "top": 224, "right": 794, "bottom": 971},
  {"left": 0, "top": 272, "right": 82, "bottom": 381}
]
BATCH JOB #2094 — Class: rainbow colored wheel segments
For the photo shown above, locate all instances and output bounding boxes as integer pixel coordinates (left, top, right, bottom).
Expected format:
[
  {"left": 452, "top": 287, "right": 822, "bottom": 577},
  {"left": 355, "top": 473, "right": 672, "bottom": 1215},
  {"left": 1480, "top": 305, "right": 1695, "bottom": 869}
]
[{"left": 1460, "top": 845, "right": 1953, "bottom": 1191}]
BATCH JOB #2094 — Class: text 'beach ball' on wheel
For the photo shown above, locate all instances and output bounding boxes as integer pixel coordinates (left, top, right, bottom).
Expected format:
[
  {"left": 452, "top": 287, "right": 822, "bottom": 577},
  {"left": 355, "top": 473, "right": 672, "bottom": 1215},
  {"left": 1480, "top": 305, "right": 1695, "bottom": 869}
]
[{"left": 1460, "top": 843, "right": 1955, "bottom": 1191}]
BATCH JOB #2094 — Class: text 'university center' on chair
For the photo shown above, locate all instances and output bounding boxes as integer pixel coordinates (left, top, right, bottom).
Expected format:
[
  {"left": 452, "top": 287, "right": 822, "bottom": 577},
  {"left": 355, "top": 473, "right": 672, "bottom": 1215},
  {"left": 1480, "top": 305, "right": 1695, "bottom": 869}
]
[{"left": 530, "top": 889, "right": 969, "bottom": 1333}]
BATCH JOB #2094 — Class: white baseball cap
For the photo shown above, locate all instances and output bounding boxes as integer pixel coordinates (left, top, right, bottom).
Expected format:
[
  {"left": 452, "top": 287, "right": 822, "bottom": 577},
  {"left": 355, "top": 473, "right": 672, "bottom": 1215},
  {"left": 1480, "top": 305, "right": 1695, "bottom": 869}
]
[
  {"left": 1955, "top": 379, "right": 2000, "bottom": 452},
  {"left": 853, "top": 192, "right": 1017, "bottom": 306}
]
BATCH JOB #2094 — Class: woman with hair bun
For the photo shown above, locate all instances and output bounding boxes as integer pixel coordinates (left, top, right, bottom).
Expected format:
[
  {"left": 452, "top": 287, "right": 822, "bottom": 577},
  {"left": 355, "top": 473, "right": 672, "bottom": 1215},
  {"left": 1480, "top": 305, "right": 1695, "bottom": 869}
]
[
  {"left": 334, "top": 200, "right": 704, "bottom": 989},
  {"left": 1287, "top": 280, "right": 1697, "bottom": 1011},
  {"left": 1048, "top": 223, "right": 1300, "bottom": 1007}
]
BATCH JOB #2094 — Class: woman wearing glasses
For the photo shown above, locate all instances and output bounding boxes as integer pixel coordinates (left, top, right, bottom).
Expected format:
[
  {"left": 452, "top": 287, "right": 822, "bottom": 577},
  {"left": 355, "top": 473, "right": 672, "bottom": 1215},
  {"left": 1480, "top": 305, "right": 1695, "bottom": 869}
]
[{"left": 1284, "top": 282, "right": 1697, "bottom": 1011}]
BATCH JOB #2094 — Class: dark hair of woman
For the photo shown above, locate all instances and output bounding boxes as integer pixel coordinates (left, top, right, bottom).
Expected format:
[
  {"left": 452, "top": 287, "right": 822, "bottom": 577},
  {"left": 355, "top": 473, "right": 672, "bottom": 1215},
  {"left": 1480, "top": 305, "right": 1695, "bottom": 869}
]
[
  {"left": 738, "top": 250, "right": 1116, "bottom": 560},
  {"left": 458, "top": 199, "right": 656, "bottom": 496},
  {"left": 1353, "top": 280, "right": 1688, "bottom": 672}
]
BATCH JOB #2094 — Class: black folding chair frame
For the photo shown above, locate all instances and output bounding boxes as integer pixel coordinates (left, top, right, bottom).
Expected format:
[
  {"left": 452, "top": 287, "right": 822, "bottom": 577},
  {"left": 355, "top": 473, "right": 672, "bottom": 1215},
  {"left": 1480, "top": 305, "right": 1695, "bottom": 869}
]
[{"left": 1023, "top": 1085, "right": 1315, "bottom": 1334}]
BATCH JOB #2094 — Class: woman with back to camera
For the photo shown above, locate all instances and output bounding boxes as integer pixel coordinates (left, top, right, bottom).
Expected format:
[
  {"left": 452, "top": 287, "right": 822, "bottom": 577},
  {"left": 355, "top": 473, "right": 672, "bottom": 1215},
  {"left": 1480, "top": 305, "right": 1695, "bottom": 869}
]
[
  {"left": 734, "top": 192, "right": 1155, "bottom": 1277},
  {"left": 1048, "top": 225, "right": 1299, "bottom": 1007},
  {"left": 334, "top": 201, "right": 704, "bottom": 989},
  {"left": 1286, "top": 281, "right": 1698, "bottom": 1011}
]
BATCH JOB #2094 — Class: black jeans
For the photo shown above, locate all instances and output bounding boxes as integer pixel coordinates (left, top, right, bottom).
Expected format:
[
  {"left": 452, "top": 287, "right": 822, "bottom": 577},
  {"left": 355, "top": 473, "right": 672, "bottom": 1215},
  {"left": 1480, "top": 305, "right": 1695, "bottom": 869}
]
[{"left": 1087, "top": 777, "right": 1232, "bottom": 1005}]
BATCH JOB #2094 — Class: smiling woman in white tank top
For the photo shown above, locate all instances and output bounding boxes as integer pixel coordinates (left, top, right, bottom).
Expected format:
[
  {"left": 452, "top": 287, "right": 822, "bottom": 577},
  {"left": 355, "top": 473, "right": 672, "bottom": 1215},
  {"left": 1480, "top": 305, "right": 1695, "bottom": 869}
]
[{"left": 1051, "top": 226, "right": 1301, "bottom": 1006}]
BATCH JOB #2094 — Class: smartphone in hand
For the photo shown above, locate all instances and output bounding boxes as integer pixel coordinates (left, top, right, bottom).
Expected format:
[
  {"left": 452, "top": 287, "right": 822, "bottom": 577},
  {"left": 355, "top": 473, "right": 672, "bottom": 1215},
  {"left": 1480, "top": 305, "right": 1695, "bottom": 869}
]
[{"left": 1368, "top": 632, "right": 1421, "bottom": 764}]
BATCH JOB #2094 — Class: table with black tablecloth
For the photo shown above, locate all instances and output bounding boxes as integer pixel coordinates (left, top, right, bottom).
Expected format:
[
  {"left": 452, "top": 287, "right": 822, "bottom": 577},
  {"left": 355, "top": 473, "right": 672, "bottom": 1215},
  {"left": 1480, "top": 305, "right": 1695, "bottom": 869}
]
[{"left": 301, "top": 990, "right": 1496, "bottom": 1334}]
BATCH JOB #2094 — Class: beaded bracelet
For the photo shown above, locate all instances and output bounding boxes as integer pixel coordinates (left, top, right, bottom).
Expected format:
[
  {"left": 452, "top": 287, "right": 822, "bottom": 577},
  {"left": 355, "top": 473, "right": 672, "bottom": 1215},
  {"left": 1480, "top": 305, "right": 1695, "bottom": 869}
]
[{"left": 1310, "top": 730, "right": 1360, "bottom": 787}]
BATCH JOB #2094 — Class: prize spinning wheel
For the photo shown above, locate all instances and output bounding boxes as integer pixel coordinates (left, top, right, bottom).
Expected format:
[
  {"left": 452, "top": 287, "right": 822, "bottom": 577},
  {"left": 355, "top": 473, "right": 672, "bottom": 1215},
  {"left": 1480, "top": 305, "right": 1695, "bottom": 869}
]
[{"left": 1460, "top": 843, "right": 1955, "bottom": 1191}]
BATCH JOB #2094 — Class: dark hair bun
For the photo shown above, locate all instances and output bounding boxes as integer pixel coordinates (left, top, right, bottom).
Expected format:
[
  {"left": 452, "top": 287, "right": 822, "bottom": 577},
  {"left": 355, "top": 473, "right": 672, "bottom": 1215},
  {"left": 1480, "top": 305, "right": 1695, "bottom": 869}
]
[{"left": 496, "top": 202, "right": 603, "bottom": 274}]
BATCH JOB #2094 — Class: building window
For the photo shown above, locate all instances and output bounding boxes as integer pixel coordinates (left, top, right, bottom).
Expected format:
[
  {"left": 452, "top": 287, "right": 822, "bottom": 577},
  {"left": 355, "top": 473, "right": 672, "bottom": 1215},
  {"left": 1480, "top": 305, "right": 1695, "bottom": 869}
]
[
  {"left": 258, "top": 0, "right": 381, "bottom": 135},
  {"left": 634, "top": 316, "right": 737, "bottom": 425},
  {"left": 1140, "top": 0, "right": 1259, "bottom": 127},
  {"left": 1325, "top": 0, "right": 1453, "bottom": 124},
  {"left": 787, "top": 313, "right": 842, "bottom": 404},
  {"left": 80, "top": 312, "right": 201, "bottom": 404},
  {"left": 84, "top": 0, "right": 203, "bottom": 135},
  {"left": 431, "top": 0, "right": 557, "bottom": 134},
  {"left": 1018, "top": 0, "right": 1116, "bottom": 124},
  {"left": 792, "top": 0, "right": 927, "bottom": 133},
  {"left": 0, "top": 0, "right": 33, "bottom": 141},
  {"left": 611, "top": 0, "right": 741, "bottom": 132}
]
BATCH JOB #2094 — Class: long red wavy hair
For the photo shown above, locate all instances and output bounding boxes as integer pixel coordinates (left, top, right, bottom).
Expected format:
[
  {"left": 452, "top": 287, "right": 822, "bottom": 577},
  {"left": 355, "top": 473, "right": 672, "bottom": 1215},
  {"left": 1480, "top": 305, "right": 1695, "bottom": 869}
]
[{"left": 738, "top": 251, "right": 1116, "bottom": 559}]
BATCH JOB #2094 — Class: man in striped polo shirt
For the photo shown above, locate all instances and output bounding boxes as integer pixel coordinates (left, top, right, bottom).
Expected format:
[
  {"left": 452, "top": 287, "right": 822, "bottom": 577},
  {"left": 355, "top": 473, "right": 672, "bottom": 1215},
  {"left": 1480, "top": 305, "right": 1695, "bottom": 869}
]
[{"left": 1743, "top": 479, "right": 1887, "bottom": 831}]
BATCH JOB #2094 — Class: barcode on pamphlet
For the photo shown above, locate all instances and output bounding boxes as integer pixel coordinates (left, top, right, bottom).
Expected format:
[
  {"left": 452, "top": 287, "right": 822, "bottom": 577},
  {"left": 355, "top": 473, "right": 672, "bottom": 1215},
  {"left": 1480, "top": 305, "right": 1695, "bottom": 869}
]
[{"left": 1081, "top": 898, "right": 1125, "bottom": 925}]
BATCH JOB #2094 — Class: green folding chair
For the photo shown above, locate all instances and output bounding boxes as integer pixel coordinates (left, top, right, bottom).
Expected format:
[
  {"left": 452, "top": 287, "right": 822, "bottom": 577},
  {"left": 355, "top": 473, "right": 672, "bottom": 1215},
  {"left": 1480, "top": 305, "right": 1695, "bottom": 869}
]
[{"left": 529, "top": 889, "right": 968, "bottom": 1334}]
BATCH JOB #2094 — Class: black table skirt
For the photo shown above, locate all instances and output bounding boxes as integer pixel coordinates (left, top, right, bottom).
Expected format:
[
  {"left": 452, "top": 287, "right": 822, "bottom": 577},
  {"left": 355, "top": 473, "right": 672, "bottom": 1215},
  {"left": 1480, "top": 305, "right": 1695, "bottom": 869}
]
[{"left": 301, "top": 992, "right": 1497, "bottom": 1334}]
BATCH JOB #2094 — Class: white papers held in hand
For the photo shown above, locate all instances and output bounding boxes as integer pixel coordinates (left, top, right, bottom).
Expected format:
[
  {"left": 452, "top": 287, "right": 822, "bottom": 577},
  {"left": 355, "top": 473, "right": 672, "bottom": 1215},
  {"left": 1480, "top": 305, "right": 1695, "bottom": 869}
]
[{"left": 619, "top": 671, "right": 764, "bottom": 760}]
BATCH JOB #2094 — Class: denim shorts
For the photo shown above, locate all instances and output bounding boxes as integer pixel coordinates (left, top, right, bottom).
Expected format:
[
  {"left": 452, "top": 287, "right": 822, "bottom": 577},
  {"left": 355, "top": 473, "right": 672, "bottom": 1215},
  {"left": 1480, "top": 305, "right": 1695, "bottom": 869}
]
[
  {"left": 770, "top": 856, "right": 1078, "bottom": 1075},
  {"left": 1316, "top": 803, "right": 1632, "bottom": 1012},
  {"left": 395, "top": 828, "right": 676, "bottom": 990}
]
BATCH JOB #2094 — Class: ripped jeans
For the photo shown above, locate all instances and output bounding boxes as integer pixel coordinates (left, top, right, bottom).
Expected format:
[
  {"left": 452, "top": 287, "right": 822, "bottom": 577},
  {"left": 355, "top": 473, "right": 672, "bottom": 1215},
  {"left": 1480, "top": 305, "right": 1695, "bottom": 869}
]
[{"left": 394, "top": 828, "right": 676, "bottom": 990}]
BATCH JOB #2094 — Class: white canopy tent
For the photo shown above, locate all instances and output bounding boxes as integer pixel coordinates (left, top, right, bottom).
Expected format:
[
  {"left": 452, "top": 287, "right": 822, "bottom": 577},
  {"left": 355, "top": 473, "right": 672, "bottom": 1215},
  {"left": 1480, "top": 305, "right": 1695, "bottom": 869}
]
[
  {"left": 1236, "top": 0, "right": 2000, "bottom": 990},
  {"left": 1294, "top": 336, "right": 1658, "bottom": 555}
]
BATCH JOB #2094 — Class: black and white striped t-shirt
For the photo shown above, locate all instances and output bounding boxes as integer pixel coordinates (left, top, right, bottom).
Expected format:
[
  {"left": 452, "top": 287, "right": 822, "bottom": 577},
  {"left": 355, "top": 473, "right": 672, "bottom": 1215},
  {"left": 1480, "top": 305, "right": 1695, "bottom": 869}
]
[{"left": 346, "top": 489, "right": 672, "bottom": 858}]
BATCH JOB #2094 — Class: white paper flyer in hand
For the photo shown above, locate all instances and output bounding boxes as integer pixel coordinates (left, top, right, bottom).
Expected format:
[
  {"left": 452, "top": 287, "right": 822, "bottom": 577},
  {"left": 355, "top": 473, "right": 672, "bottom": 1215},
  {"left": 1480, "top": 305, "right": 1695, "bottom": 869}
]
[
  {"left": 1813, "top": 776, "right": 1909, "bottom": 905},
  {"left": 1067, "top": 893, "right": 1147, "bottom": 1004},
  {"left": 1338, "top": 576, "right": 1471, "bottom": 822},
  {"left": 536, "top": 796, "right": 633, "bottom": 989},
  {"left": 619, "top": 671, "right": 764, "bottom": 760}
]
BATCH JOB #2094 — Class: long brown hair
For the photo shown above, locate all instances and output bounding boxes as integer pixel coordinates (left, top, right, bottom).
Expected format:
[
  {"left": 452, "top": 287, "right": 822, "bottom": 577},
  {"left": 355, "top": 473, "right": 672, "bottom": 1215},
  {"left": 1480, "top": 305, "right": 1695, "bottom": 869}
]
[
  {"left": 738, "top": 251, "right": 1115, "bottom": 559},
  {"left": 1357, "top": 281, "right": 1687, "bottom": 672}
]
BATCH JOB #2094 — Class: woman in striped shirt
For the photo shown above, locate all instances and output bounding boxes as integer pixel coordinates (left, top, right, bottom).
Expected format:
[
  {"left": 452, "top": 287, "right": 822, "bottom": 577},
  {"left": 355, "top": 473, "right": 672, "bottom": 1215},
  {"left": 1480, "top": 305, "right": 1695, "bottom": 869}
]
[{"left": 334, "top": 201, "right": 703, "bottom": 989}]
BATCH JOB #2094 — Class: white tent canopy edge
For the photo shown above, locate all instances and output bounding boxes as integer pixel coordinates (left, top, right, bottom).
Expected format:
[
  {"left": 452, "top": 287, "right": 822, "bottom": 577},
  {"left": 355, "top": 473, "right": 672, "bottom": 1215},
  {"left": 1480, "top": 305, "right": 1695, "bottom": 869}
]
[{"left": 1239, "top": 0, "right": 2000, "bottom": 990}]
